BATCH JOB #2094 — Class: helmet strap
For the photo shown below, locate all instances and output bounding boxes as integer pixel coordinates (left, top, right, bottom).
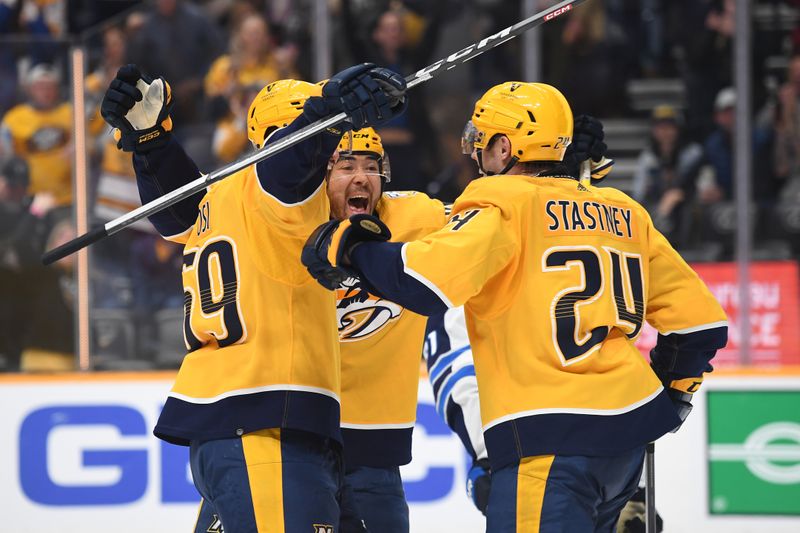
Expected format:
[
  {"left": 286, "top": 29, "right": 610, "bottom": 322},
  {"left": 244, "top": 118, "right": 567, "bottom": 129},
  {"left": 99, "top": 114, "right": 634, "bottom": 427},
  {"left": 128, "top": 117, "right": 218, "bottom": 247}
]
[
  {"left": 498, "top": 156, "right": 519, "bottom": 176},
  {"left": 476, "top": 149, "right": 492, "bottom": 176},
  {"left": 476, "top": 149, "right": 519, "bottom": 176}
]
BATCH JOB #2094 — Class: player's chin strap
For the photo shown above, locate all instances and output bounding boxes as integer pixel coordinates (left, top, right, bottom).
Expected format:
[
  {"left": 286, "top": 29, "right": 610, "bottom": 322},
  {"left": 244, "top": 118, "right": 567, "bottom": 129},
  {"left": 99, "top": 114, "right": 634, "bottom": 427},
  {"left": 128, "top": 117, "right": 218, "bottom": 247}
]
[{"left": 476, "top": 149, "right": 518, "bottom": 176}]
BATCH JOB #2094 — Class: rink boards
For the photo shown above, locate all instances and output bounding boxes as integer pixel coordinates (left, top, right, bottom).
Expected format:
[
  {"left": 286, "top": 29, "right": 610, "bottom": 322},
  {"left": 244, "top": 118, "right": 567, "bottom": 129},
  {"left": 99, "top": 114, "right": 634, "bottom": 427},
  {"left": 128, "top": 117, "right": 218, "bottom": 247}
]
[{"left": 1, "top": 371, "right": 799, "bottom": 533}]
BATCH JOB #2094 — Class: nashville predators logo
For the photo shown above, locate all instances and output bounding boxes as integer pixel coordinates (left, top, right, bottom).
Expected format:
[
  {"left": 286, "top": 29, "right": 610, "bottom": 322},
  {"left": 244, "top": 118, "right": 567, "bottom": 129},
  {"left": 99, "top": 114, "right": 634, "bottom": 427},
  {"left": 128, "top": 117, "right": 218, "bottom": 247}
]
[
  {"left": 28, "top": 127, "right": 67, "bottom": 152},
  {"left": 336, "top": 277, "right": 402, "bottom": 341}
]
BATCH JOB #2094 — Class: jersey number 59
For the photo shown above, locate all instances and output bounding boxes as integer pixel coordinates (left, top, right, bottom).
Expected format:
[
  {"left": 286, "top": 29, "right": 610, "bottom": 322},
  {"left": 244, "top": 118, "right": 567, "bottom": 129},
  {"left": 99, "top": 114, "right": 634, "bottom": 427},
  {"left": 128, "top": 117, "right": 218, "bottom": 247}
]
[{"left": 182, "top": 237, "right": 246, "bottom": 351}]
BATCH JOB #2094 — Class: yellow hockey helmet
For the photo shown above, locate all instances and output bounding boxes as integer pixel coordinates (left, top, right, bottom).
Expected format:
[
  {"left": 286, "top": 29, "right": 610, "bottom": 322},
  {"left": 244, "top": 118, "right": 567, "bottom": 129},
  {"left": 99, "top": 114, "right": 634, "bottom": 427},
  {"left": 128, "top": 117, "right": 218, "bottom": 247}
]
[
  {"left": 466, "top": 82, "right": 573, "bottom": 163},
  {"left": 247, "top": 79, "right": 322, "bottom": 149},
  {"left": 332, "top": 127, "right": 390, "bottom": 182},
  {"left": 337, "top": 127, "right": 383, "bottom": 158}
]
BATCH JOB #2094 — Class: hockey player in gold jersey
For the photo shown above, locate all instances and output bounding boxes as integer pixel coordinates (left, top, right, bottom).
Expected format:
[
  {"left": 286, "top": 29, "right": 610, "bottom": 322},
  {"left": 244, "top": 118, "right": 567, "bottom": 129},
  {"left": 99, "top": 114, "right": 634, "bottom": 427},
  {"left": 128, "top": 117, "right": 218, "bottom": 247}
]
[
  {"left": 303, "top": 81, "right": 728, "bottom": 532},
  {"left": 324, "top": 129, "right": 446, "bottom": 533},
  {"left": 122, "top": 102, "right": 615, "bottom": 531},
  {"left": 114, "top": 60, "right": 621, "bottom": 531},
  {"left": 125, "top": 107, "right": 447, "bottom": 532},
  {"left": 101, "top": 63, "right": 407, "bottom": 532}
]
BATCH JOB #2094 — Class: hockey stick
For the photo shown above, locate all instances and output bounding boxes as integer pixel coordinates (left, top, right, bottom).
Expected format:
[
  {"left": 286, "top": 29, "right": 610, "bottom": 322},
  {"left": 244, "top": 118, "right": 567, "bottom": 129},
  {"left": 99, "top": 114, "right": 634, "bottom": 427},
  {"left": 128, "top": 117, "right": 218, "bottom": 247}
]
[
  {"left": 43, "top": 0, "right": 589, "bottom": 265},
  {"left": 645, "top": 442, "right": 656, "bottom": 533}
]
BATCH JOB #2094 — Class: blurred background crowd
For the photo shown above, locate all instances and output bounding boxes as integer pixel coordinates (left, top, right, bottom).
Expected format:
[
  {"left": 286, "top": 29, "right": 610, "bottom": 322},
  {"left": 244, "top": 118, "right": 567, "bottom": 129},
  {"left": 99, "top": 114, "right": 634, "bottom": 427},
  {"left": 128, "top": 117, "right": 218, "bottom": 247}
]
[{"left": 0, "top": 0, "right": 798, "bottom": 372}]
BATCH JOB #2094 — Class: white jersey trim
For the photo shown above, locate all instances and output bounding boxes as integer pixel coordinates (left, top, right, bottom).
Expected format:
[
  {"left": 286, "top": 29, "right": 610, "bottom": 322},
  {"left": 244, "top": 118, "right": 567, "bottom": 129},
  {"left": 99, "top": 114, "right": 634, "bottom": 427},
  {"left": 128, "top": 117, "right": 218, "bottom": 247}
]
[
  {"left": 482, "top": 385, "right": 664, "bottom": 432},
  {"left": 659, "top": 320, "right": 728, "bottom": 336},
  {"left": 340, "top": 421, "right": 416, "bottom": 430},
  {"left": 169, "top": 384, "right": 340, "bottom": 404},
  {"left": 163, "top": 226, "right": 192, "bottom": 243},
  {"left": 254, "top": 161, "right": 326, "bottom": 207},
  {"left": 401, "top": 243, "right": 455, "bottom": 308}
]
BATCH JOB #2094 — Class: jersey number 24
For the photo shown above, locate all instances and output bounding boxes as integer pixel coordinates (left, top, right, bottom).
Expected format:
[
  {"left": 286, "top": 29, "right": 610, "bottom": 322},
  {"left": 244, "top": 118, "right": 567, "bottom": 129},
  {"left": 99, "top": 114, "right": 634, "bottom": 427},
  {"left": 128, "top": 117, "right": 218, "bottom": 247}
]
[{"left": 543, "top": 245, "right": 644, "bottom": 365}]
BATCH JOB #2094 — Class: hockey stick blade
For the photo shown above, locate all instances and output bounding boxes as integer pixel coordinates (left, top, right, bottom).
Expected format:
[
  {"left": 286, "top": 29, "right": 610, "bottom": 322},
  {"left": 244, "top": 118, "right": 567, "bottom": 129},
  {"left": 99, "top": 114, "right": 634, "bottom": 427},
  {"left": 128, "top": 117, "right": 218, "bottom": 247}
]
[{"left": 43, "top": 0, "right": 589, "bottom": 265}]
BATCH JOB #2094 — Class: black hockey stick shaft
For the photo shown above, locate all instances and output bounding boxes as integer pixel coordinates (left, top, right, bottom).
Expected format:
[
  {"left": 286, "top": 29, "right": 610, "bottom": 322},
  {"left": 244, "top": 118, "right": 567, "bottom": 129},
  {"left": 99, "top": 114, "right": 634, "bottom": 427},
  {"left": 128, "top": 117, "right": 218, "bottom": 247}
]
[
  {"left": 43, "top": 0, "right": 588, "bottom": 265},
  {"left": 645, "top": 442, "right": 656, "bottom": 533}
]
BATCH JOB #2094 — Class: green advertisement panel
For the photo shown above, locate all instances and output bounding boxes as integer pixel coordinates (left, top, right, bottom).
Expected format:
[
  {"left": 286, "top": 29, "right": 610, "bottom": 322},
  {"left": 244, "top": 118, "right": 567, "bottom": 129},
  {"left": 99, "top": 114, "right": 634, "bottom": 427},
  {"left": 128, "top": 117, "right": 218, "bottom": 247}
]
[{"left": 707, "top": 390, "right": 800, "bottom": 515}]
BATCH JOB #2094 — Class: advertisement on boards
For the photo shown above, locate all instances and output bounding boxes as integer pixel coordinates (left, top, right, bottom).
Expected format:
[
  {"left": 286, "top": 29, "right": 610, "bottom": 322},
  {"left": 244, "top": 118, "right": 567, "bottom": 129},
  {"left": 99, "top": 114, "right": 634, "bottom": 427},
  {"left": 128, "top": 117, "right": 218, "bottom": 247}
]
[
  {"left": 3, "top": 375, "right": 800, "bottom": 532},
  {"left": 707, "top": 390, "right": 800, "bottom": 515},
  {"left": 636, "top": 261, "right": 800, "bottom": 366},
  {"left": 0, "top": 376, "right": 483, "bottom": 533}
]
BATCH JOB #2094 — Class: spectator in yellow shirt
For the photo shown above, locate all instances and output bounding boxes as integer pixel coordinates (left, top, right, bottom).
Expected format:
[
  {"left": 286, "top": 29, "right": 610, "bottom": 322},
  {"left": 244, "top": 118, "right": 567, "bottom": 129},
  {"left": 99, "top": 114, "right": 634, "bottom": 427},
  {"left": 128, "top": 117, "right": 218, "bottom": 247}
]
[
  {"left": 0, "top": 64, "right": 72, "bottom": 206},
  {"left": 204, "top": 13, "right": 298, "bottom": 101}
]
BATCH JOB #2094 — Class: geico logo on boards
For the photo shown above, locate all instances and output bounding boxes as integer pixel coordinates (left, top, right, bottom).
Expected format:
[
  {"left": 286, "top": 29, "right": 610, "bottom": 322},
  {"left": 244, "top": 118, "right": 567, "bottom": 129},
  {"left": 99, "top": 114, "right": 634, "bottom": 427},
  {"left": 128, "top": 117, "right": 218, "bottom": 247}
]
[
  {"left": 19, "top": 405, "right": 197, "bottom": 505},
  {"left": 709, "top": 421, "right": 800, "bottom": 484},
  {"left": 17, "top": 402, "right": 465, "bottom": 506}
]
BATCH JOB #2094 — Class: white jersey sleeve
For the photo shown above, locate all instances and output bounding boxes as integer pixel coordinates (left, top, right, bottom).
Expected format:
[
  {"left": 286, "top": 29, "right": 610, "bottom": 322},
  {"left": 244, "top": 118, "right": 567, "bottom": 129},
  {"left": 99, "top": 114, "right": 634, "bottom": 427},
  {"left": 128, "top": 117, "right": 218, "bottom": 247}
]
[{"left": 423, "top": 306, "right": 487, "bottom": 461}]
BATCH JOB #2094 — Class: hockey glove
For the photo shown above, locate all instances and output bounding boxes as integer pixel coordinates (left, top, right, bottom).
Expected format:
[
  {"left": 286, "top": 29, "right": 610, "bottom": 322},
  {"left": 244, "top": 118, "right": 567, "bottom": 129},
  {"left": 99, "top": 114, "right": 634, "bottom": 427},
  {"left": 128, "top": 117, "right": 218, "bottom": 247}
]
[
  {"left": 650, "top": 360, "right": 704, "bottom": 433},
  {"left": 100, "top": 64, "right": 173, "bottom": 153},
  {"left": 304, "top": 63, "right": 407, "bottom": 130},
  {"left": 567, "top": 114, "right": 607, "bottom": 165},
  {"left": 543, "top": 114, "right": 613, "bottom": 182},
  {"left": 301, "top": 214, "right": 391, "bottom": 290},
  {"left": 466, "top": 459, "right": 491, "bottom": 515},
  {"left": 615, "top": 487, "right": 663, "bottom": 533}
]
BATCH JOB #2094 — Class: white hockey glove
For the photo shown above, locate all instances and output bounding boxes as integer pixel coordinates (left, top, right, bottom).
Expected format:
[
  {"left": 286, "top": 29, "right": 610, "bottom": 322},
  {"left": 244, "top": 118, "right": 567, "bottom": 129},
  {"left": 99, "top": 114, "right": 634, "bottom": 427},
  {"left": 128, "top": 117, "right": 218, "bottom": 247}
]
[{"left": 100, "top": 64, "right": 173, "bottom": 153}]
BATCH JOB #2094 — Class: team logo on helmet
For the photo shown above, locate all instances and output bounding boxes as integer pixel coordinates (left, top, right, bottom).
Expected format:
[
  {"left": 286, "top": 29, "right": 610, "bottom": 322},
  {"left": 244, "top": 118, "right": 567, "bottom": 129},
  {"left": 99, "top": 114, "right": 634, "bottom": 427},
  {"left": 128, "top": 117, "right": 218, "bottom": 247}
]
[{"left": 336, "top": 277, "right": 402, "bottom": 341}]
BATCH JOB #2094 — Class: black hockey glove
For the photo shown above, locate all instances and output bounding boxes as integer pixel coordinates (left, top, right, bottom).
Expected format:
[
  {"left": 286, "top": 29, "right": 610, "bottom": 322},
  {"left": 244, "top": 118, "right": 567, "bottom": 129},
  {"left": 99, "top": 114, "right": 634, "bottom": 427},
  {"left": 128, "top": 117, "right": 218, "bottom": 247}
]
[
  {"left": 564, "top": 114, "right": 607, "bottom": 167},
  {"left": 466, "top": 459, "right": 491, "bottom": 515},
  {"left": 301, "top": 214, "right": 391, "bottom": 290},
  {"left": 543, "top": 114, "right": 613, "bottom": 182},
  {"left": 304, "top": 63, "right": 407, "bottom": 130},
  {"left": 616, "top": 487, "right": 664, "bottom": 533},
  {"left": 100, "top": 64, "right": 173, "bottom": 153},
  {"left": 650, "top": 359, "right": 704, "bottom": 433}
]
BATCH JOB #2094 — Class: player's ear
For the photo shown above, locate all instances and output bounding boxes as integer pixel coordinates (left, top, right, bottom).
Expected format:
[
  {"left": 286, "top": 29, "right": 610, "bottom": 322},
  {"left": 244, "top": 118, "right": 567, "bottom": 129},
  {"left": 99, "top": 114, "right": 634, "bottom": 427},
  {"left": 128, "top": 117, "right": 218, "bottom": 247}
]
[{"left": 499, "top": 135, "right": 513, "bottom": 164}]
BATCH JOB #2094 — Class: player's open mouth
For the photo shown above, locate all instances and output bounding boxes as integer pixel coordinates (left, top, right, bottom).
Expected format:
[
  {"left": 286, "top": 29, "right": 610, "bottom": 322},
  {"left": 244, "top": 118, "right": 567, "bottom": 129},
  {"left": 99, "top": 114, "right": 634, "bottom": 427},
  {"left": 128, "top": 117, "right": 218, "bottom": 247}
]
[{"left": 347, "top": 195, "right": 369, "bottom": 214}]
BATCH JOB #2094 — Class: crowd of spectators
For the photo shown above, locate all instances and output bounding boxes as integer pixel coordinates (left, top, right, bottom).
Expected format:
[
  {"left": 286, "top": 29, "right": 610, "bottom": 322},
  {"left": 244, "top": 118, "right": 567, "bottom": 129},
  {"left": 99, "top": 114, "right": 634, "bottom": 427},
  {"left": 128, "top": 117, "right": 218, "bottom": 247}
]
[{"left": 0, "top": 0, "right": 798, "bottom": 371}]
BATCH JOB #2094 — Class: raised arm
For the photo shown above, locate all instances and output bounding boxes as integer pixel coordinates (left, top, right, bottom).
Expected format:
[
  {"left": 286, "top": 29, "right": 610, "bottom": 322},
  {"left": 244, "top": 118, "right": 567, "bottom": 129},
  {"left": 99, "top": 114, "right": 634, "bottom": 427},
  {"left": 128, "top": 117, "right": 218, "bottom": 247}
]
[{"left": 100, "top": 63, "right": 408, "bottom": 239}]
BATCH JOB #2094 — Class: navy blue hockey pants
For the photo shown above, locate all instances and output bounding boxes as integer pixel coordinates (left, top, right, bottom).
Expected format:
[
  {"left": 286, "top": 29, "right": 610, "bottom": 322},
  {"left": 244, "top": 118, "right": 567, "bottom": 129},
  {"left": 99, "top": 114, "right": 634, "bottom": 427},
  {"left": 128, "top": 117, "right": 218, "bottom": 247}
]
[
  {"left": 340, "top": 465, "right": 409, "bottom": 533},
  {"left": 191, "top": 428, "right": 343, "bottom": 533},
  {"left": 486, "top": 446, "right": 645, "bottom": 533}
]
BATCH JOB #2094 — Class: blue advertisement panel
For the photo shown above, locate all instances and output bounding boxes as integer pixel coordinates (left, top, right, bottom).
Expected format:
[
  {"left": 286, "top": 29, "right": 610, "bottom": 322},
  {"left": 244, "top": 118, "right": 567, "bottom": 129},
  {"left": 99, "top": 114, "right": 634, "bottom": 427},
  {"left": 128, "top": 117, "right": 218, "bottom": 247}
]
[{"left": 0, "top": 374, "right": 484, "bottom": 533}]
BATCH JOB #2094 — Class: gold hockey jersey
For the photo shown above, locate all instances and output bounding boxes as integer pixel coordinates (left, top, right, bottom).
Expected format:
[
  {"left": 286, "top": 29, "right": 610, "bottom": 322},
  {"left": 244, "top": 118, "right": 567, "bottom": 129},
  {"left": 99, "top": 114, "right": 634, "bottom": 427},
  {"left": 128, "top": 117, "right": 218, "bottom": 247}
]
[
  {"left": 400, "top": 175, "right": 727, "bottom": 468},
  {"left": 338, "top": 191, "right": 446, "bottom": 466},
  {"left": 154, "top": 167, "right": 341, "bottom": 445}
]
